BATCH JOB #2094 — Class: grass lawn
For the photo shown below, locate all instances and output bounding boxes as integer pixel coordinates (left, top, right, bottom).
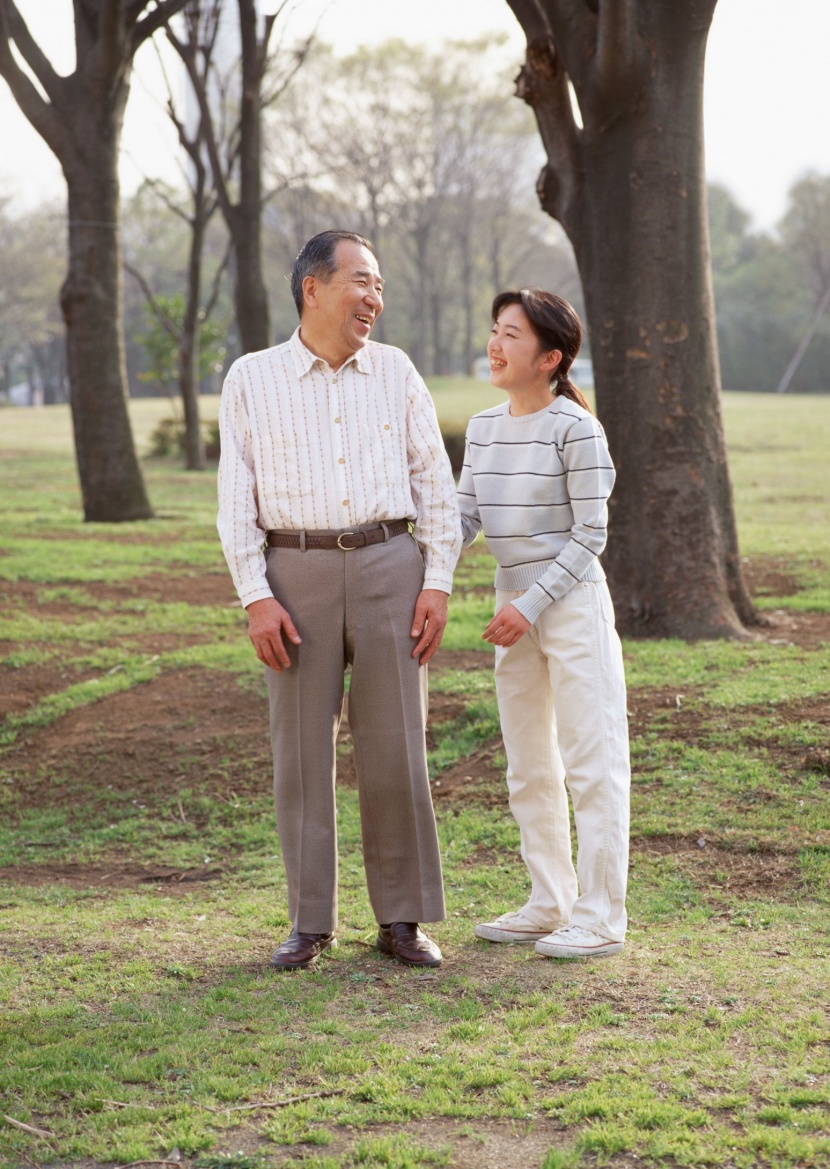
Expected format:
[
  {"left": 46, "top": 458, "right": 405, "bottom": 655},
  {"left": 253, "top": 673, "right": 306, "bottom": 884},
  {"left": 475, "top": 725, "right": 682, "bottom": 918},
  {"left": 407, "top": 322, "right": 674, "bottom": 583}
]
[{"left": 0, "top": 388, "right": 829, "bottom": 1169}]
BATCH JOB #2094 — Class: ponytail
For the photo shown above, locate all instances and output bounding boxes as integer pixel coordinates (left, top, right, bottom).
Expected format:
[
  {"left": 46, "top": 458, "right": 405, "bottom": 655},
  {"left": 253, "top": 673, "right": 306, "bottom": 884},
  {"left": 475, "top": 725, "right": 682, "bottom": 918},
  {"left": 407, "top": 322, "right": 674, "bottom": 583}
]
[{"left": 554, "top": 372, "right": 593, "bottom": 415}]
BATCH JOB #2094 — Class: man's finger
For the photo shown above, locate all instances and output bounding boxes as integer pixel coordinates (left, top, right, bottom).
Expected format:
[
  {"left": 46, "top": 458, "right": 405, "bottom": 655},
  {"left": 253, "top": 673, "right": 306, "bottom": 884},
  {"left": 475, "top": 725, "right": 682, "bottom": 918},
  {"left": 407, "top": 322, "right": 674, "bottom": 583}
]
[
  {"left": 410, "top": 599, "right": 429, "bottom": 638},
  {"left": 418, "top": 628, "right": 443, "bottom": 665}
]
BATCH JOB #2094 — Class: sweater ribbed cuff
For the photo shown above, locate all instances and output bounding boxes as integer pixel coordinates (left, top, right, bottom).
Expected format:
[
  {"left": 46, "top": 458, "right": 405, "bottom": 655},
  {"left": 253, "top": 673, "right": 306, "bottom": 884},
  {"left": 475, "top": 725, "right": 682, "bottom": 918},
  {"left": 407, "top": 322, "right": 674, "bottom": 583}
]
[{"left": 511, "top": 584, "right": 552, "bottom": 625}]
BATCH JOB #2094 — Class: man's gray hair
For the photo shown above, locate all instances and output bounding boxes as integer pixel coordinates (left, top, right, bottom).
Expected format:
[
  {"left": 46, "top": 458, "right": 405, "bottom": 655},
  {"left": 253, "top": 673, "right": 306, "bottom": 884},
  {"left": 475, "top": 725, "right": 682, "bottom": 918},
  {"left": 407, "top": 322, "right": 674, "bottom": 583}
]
[{"left": 290, "top": 230, "right": 375, "bottom": 317}]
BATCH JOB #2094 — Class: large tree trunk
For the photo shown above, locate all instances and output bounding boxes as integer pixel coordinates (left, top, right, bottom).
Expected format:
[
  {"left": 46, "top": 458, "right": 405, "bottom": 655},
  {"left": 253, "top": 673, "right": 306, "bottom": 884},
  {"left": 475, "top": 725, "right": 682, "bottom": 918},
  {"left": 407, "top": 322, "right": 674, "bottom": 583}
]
[
  {"left": 509, "top": 0, "right": 755, "bottom": 638},
  {"left": 62, "top": 149, "right": 153, "bottom": 520},
  {"left": 0, "top": 0, "right": 190, "bottom": 521}
]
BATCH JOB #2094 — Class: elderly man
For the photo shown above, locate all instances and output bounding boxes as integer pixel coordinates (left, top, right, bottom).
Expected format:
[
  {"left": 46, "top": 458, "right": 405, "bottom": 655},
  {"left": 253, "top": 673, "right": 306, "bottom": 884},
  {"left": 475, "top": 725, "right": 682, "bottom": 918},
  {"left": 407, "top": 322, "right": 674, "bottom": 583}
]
[{"left": 217, "top": 230, "right": 461, "bottom": 971}]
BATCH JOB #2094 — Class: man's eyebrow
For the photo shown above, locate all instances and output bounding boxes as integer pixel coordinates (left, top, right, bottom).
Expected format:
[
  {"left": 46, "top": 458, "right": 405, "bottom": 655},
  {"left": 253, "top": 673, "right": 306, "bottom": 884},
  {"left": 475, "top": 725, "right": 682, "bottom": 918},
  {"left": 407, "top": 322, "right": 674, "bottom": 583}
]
[{"left": 353, "top": 267, "right": 384, "bottom": 286}]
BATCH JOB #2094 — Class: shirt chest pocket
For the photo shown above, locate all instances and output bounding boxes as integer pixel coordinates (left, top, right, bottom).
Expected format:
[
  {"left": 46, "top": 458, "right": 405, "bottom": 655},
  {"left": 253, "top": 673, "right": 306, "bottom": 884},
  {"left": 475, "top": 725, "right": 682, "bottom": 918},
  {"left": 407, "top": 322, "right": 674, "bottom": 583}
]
[
  {"left": 254, "top": 432, "right": 313, "bottom": 500},
  {"left": 359, "top": 419, "right": 404, "bottom": 473}
]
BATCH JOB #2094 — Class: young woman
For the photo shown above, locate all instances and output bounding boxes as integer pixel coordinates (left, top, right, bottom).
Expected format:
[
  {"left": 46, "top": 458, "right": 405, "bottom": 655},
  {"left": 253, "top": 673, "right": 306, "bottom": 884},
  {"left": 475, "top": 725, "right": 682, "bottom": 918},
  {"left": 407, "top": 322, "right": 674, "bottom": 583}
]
[{"left": 458, "top": 288, "right": 630, "bottom": 959}]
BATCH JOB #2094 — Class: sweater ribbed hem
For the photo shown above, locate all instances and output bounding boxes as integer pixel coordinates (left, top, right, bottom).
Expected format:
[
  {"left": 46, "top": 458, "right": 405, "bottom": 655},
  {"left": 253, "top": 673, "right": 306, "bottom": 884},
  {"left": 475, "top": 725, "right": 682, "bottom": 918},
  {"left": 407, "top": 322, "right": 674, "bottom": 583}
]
[{"left": 494, "top": 557, "right": 604, "bottom": 592}]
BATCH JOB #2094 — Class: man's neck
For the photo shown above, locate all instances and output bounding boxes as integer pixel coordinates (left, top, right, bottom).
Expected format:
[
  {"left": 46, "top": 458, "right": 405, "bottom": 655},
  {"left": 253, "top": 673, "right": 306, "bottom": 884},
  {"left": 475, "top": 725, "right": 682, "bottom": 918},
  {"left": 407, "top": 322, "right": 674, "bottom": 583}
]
[{"left": 298, "top": 325, "right": 356, "bottom": 372}]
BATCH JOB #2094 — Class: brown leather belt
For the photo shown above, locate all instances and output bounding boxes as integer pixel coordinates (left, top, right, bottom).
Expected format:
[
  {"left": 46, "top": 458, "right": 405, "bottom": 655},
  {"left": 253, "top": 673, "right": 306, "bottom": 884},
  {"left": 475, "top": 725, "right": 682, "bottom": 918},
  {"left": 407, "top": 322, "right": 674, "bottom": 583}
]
[{"left": 266, "top": 519, "right": 410, "bottom": 551}]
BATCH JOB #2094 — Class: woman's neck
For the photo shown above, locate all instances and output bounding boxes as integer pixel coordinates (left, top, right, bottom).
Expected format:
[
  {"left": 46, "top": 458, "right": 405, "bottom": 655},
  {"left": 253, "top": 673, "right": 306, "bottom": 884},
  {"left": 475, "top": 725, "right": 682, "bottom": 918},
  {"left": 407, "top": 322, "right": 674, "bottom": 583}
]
[{"left": 506, "top": 380, "right": 553, "bottom": 417}]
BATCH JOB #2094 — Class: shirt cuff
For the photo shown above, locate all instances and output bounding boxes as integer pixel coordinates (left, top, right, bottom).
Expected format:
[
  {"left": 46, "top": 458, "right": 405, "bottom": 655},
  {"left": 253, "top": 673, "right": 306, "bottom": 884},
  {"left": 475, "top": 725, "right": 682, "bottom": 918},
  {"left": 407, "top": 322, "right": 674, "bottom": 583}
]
[
  {"left": 422, "top": 572, "right": 453, "bottom": 595},
  {"left": 237, "top": 583, "right": 276, "bottom": 609}
]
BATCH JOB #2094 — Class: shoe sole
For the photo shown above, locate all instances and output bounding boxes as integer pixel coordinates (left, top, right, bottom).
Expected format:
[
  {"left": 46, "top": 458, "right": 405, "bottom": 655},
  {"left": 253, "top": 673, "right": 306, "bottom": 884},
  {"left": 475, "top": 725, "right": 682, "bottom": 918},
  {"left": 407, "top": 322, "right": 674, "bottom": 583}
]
[
  {"left": 535, "top": 941, "right": 623, "bottom": 960},
  {"left": 376, "top": 936, "right": 442, "bottom": 968},
  {"left": 269, "top": 937, "right": 337, "bottom": 971},
  {"left": 475, "top": 924, "right": 550, "bottom": 944}
]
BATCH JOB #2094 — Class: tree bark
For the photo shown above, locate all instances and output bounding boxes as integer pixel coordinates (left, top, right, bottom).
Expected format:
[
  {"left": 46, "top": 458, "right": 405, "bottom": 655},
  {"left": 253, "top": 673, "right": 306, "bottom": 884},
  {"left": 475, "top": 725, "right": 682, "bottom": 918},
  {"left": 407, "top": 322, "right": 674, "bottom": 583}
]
[
  {"left": 62, "top": 165, "right": 154, "bottom": 519},
  {"left": 0, "top": 0, "right": 189, "bottom": 520},
  {"left": 180, "top": 203, "right": 207, "bottom": 471},
  {"left": 508, "top": 0, "right": 756, "bottom": 638}
]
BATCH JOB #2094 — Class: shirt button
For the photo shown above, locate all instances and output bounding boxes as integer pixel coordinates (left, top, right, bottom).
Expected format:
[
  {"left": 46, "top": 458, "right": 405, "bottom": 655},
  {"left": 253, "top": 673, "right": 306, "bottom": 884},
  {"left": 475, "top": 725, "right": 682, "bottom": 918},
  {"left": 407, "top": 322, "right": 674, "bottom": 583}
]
[
  {"left": 342, "top": 499, "right": 349, "bottom": 506},
  {"left": 384, "top": 424, "right": 390, "bottom": 430},
  {"left": 334, "top": 417, "right": 341, "bottom": 424},
  {"left": 338, "top": 457, "right": 345, "bottom": 464}
]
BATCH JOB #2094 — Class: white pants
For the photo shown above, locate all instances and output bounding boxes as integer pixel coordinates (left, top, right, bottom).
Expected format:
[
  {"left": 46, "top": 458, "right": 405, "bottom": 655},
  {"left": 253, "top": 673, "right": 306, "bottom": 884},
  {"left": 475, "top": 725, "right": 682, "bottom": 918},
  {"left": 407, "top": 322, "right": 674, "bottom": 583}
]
[{"left": 494, "top": 580, "right": 630, "bottom": 942}]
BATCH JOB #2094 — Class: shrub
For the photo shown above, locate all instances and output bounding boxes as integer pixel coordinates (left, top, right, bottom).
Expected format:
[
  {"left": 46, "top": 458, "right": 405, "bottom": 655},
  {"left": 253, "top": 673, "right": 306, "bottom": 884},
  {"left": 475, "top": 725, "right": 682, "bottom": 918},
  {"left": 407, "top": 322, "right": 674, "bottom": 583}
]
[
  {"left": 147, "top": 417, "right": 221, "bottom": 460},
  {"left": 149, "top": 417, "right": 465, "bottom": 469}
]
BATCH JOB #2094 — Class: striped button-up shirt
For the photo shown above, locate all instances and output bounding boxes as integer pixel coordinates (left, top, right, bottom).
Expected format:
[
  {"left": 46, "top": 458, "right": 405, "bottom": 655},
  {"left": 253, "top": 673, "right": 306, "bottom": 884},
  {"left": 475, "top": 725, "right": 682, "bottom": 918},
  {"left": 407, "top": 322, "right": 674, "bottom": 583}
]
[{"left": 217, "top": 328, "right": 461, "bottom": 607}]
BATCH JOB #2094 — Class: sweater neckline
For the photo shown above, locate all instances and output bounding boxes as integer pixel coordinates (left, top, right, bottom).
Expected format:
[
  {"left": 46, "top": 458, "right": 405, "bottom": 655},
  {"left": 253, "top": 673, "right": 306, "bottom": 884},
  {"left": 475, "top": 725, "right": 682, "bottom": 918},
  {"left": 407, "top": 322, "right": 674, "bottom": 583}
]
[{"left": 505, "top": 400, "right": 554, "bottom": 424}]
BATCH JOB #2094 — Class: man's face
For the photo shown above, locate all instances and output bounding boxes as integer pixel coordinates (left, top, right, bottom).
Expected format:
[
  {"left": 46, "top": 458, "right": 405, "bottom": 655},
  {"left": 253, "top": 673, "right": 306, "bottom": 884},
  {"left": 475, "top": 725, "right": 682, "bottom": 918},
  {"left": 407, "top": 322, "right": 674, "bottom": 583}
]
[{"left": 306, "top": 240, "right": 384, "bottom": 356}]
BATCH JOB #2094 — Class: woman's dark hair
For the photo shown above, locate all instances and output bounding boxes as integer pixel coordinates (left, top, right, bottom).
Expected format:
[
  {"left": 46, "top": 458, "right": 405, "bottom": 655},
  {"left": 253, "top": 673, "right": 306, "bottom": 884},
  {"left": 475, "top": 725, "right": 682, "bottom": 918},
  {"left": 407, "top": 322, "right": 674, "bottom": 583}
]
[
  {"left": 290, "top": 230, "right": 375, "bottom": 317},
  {"left": 491, "top": 287, "right": 592, "bottom": 413}
]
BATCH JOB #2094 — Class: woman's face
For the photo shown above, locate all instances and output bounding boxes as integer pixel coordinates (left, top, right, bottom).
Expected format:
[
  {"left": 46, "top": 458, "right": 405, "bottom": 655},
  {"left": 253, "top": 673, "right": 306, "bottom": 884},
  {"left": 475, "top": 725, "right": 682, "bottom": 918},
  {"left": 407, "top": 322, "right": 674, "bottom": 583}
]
[{"left": 487, "top": 303, "right": 560, "bottom": 394}]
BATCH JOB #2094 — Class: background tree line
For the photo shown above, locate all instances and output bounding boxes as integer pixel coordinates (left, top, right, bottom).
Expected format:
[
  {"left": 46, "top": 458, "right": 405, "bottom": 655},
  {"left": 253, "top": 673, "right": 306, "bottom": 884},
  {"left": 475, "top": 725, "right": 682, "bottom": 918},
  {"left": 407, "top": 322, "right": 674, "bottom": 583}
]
[
  {"left": 4, "top": 54, "right": 830, "bottom": 409},
  {"left": 1, "top": 0, "right": 826, "bottom": 638}
]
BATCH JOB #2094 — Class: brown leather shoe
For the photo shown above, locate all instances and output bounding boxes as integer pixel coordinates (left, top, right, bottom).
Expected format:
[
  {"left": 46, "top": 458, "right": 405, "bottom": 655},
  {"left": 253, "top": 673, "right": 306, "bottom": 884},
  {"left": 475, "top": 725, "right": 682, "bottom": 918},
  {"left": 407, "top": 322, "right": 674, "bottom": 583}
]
[
  {"left": 269, "top": 928, "right": 336, "bottom": 971},
  {"left": 377, "top": 922, "right": 442, "bottom": 968}
]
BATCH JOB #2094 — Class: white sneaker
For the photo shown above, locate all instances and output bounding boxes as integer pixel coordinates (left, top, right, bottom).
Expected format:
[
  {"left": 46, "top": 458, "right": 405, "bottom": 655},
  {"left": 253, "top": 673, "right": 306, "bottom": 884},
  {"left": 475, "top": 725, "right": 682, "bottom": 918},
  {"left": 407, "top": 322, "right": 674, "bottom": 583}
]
[
  {"left": 475, "top": 910, "right": 553, "bottom": 944},
  {"left": 535, "top": 925, "right": 623, "bottom": 959}
]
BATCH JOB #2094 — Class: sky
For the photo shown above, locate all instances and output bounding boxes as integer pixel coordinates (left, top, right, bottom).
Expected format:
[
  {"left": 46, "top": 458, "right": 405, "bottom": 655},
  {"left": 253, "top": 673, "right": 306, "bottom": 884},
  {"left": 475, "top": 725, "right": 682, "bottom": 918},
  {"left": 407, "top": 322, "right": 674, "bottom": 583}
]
[{"left": 2, "top": 0, "right": 830, "bottom": 232}]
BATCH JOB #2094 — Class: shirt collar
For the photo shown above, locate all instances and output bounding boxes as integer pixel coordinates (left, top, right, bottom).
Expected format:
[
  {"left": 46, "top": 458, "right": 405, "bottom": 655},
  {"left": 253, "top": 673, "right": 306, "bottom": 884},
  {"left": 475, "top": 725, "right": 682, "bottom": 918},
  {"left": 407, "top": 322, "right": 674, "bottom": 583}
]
[{"left": 289, "top": 327, "right": 373, "bottom": 378}]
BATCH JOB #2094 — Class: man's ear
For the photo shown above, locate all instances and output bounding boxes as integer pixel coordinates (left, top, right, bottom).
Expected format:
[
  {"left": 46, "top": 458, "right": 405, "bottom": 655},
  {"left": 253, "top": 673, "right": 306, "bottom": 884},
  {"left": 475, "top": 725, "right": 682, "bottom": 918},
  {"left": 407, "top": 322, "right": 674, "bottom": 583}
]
[{"left": 302, "top": 274, "right": 318, "bottom": 311}]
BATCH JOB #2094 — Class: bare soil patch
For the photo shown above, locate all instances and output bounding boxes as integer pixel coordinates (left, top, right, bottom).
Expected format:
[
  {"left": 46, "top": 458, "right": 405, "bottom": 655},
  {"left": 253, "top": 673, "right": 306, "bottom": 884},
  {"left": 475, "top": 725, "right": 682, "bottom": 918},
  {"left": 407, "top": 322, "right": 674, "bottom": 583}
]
[
  {"left": 0, "top": 860, "right": 225, "bottom": 891},
  {"left": 631, "top": 834, "right": 802, "bottom": 899},
  {"left": 741, "top": 555, "right": 802, "bottom": 599},
  {"left": 10, "top": 573, "right": 239, "bottom": 612},
  {"left": 1, "top": 667, "right": 272, "bottom": 811},
  {"left": 0, "top": 656, "right": 98, "bottom": 719},
  {"left": 752, "top": 607, "right": 830, "bottom": 649}
]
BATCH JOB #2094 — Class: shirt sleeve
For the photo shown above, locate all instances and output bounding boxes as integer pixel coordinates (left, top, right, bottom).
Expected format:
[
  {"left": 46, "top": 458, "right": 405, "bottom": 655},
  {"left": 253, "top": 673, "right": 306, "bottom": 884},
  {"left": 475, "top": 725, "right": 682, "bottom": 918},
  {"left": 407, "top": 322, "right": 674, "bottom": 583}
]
[
  {"left": 511, "top": 415, "right": 616, "bottom": 624},
  {"left": 457, "top": 434, "right": 482, "bottom": 548},
  {"left": 404, "top": 367, "right": 462, "bottom": 593},
  {"left": 216, "top": 364, "right": 274, "bottom": 609}
]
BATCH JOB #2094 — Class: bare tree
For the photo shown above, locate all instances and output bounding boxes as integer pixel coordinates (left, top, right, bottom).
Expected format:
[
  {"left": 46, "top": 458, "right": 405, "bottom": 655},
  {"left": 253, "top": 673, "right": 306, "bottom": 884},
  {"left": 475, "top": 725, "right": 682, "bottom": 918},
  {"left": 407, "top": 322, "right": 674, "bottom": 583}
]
[
  {"left": 126, "top": 0, "right": 230, "bottom": 470},
  {"left": 169, "top": 0, "right": 311, "bottom": 354},
  {"left": 280, "top": 39, "right": 561, "bottom": 375},
  {"left": 506, "top": 0, "right": 756, "bottom": 638},
  {"left": 0, "top": 0, "right": 189, "bottom": 521}
]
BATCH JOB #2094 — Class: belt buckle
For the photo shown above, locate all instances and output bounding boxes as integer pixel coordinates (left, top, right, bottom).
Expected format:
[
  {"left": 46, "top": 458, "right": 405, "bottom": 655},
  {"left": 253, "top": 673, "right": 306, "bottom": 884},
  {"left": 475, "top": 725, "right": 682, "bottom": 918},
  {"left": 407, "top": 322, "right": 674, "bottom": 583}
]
[{"left": 336, "top": 531, "right": 357, "bottom": 551}]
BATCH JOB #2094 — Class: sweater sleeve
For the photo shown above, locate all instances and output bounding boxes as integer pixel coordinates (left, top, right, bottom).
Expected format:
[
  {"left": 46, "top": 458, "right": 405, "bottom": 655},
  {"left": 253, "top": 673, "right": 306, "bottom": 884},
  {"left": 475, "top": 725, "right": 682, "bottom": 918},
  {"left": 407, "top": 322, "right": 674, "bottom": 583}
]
[
  {"left": 456, "top": 435, "right": 482, "bottom": 548},
  {"left": 511, "top": 415, "right": 616, "bottom": 624}
]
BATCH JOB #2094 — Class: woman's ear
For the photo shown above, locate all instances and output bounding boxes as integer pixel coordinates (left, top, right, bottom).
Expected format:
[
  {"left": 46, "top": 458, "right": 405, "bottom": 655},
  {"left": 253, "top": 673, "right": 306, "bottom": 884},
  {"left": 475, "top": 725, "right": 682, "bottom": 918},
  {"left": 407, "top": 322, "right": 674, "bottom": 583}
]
[{"left": 540, "top": 348, "right": 562, "bottom": 374}]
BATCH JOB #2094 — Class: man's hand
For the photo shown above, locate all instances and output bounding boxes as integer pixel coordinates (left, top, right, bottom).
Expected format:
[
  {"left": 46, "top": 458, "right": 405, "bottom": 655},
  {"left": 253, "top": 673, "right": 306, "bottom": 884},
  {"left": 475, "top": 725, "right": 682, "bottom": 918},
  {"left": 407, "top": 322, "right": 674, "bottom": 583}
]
[
  {"left": 246, "top": 597, "right": 302, "bottom": 672},
  {"left": 483, "top": 603, "right": 531, "bottom": 648},
  {"left": 411, "top": 589, "right": 449, "bottom": 665}
]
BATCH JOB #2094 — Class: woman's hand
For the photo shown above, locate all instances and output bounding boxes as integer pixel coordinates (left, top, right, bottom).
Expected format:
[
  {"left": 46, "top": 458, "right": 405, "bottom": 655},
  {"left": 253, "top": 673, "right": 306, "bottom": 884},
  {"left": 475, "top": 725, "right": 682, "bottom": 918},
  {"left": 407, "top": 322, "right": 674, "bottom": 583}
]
[{"left": 483, "top": 603, "right": 532, "bottom": 647}]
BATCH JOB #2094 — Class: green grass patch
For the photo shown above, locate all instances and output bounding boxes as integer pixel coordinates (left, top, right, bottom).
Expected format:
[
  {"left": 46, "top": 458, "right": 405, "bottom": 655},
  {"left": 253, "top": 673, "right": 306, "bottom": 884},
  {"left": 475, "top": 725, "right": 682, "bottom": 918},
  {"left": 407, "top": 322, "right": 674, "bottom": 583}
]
[{"left": 1, "top": 393, "right": 830, "bottom": 1167}]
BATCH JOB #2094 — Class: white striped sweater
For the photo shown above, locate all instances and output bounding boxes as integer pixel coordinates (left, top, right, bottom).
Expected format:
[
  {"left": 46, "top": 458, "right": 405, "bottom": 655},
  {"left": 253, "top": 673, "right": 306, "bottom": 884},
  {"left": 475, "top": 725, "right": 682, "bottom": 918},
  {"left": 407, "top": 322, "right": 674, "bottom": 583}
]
[{"left": 457, "top": 397, "right": 616, "bottom": 623}]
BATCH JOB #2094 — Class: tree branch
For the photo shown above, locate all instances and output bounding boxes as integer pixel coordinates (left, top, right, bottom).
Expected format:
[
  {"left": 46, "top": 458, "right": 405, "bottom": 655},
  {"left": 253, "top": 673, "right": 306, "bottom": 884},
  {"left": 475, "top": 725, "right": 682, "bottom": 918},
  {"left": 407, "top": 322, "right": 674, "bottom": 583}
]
[
  {"left": 508, "top": 0, "right": 582, "bottom": 231},
  {"left": 0, "top": 1, "right": 65, "bottom": 158},
  {"left": 166, "top": 24, "right": 238, "bottom": 238},
  {"left": 124, "top": 260, "right": 182, "bottom": 343},
  {"left": 203, "top": 237, "right": 233, "bottom": 320},
  {"left": 132, "top": 0, "right": 191, "bottom": 49},
  {"left": 595, "top": 0, "right": 642, "bottom": 102},
  {"left": 1, "top": 0, "right": 62, "bottom": 102},
  {"left": 538, "top": 0, "right": 596, "bottom": 94}
]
